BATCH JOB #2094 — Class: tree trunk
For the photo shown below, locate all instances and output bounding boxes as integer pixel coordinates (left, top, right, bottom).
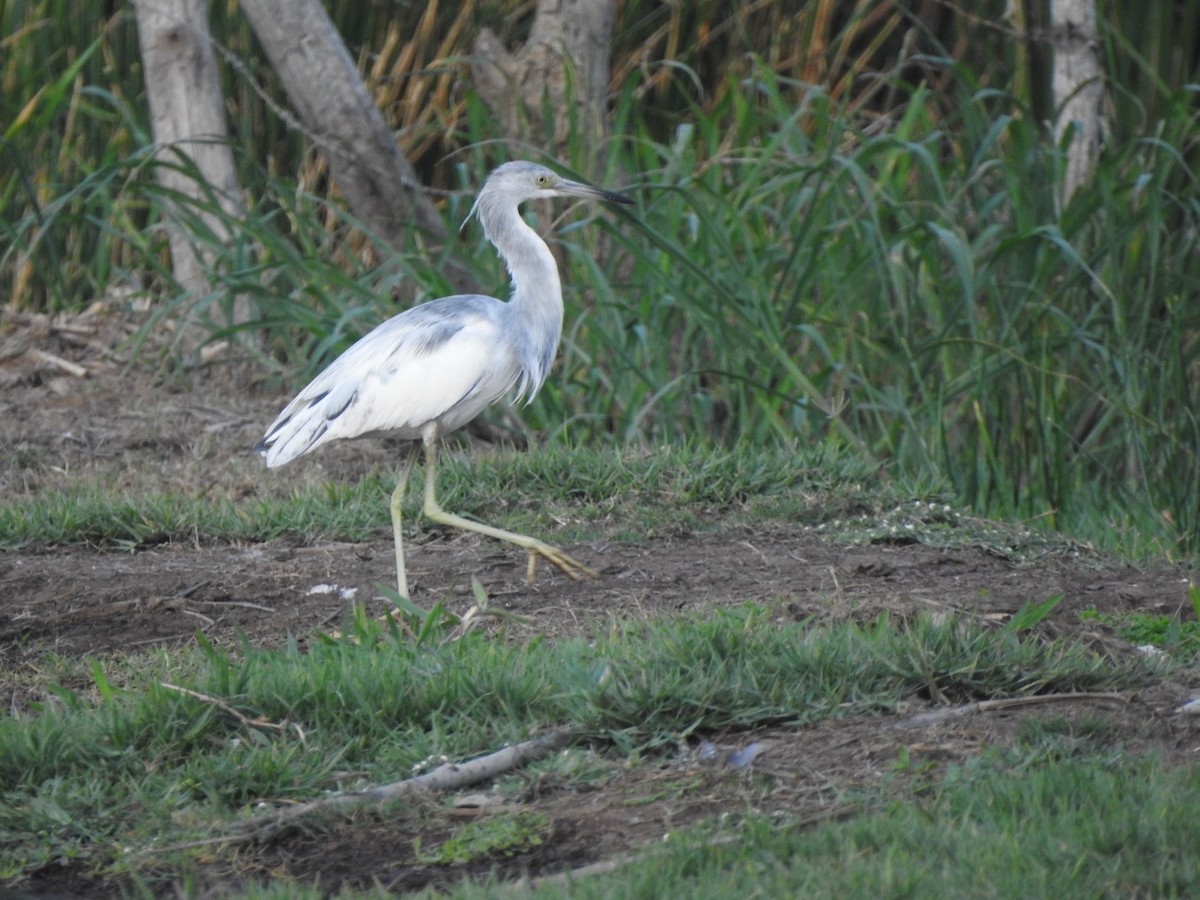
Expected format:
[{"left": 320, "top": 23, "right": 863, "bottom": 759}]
[
  {"left": 1049, "top": 0, "right": 1104, "bottom": 204},
  {"left": 236, "top": 0, "right": 472, "bottom": 290},
  {"left": 135, "top": 0, "right": 250, "bottom": 341},
  {"left": 472, "top": 0, "right": 617, "bottom": 165}
]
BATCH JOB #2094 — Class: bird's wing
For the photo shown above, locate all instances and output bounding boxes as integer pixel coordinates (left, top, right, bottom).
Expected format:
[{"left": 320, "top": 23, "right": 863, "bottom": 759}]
[{"left": 257, "top": 297, "right": 518, "bottom": 466}]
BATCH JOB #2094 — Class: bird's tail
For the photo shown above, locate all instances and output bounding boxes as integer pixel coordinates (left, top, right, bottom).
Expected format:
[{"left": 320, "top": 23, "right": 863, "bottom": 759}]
[{"left": 254, "top": 402, "right": 330, "bottom": 468}]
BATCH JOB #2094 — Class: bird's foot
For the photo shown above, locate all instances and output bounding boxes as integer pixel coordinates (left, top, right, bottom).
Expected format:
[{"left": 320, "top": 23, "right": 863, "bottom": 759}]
[{"left": 525, "top": 541, "right": 598, "bottom": 583}]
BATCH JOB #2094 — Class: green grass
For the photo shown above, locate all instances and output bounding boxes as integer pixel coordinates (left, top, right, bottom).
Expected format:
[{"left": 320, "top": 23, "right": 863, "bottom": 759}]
[
  {"left": 414, "top": 811, "right": 551, "bottom": 866},
  {"left": 599, "top": 71, "right": 1200, "bottom": 553},
  {"left": 1078, "top": 583, "right": 1200, "bottom": 661},
  {"left": 0, "top": 442, "right": 937, "bottom": 550},
  {"left": 193, "top": 753, "right": 1200, "bottom": 899},
  {"left": 455, "top": 756, "right": 1200, "bottom": 899},
  {"left": 1082, "top": 611, "right": 1200, "bottom": 662},
  {"left": 0, "top": 607, "right": 1156, "bottom": 890}
]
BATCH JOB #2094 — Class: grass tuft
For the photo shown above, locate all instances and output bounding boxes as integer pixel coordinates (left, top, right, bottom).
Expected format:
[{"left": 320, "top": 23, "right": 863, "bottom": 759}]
[
  {"left": 520, "top": 756, "right": 1200, "bottom": 899},
  {"left": 0, "top": 443, "right": 932, "bottom": 550},
  {"left": 0, "top": 607, "right": 1151, "bottom": 887}
]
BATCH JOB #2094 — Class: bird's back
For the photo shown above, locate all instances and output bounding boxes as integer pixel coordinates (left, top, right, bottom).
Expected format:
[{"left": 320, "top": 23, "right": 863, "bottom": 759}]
[{"left": 256, "top": 295, "right": 523, "bottom": 467}]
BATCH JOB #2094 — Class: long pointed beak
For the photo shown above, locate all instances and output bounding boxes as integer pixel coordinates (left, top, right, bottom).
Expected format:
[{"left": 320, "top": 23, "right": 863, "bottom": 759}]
[{"left": 557, "top": 179, "right": 634, "bottom": 205}]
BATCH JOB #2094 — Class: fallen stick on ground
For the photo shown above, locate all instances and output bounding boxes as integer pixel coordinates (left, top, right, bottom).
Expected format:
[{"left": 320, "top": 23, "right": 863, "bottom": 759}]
[
  {"left": 160, "top": 682, "right": 289, "bottom": 733},
  {"left": 896, "top": 691, "right": 1130, "bottom": 729},
  {"left": 30, "top": 347, "right": 88, "bottom": 377},
  {"left": 231, "top": 728, "right": 575, "bottom": 840}
]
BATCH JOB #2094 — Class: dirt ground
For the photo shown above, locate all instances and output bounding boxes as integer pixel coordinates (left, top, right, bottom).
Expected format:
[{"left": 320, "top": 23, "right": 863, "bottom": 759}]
[{"left": 2, "top": 306, "right": 1198, "bottom": 897}]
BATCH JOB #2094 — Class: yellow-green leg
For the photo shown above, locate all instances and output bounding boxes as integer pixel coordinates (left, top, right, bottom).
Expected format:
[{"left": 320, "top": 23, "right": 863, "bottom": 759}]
[
  {"left": 420, "top": 437, "right": 596, "bottom": 582},
  {"left": 388, "top": 443, "right": 422, "bottom": 598}
]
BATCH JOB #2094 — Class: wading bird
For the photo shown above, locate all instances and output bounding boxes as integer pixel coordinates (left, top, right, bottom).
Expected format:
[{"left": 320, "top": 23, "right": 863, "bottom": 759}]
[{"left": 255, "top": 161, "right": 631, "bottom": 597}]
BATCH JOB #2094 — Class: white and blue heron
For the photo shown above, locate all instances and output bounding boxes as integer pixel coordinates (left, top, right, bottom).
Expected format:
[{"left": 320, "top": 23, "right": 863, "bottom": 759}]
[{"left": 255, "top": 161, "right": 631, "bottom": 598}]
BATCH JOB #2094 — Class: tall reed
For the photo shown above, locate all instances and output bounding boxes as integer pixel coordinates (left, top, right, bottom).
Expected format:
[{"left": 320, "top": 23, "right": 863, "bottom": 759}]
[{"left": 570, "top": 65, "right": 1198, "bottom": 551}]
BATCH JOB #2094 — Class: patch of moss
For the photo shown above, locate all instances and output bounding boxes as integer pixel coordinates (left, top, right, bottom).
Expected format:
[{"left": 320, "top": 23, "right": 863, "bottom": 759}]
[{"left": 416, "top": 812, "right": 551, "bottom": 865}]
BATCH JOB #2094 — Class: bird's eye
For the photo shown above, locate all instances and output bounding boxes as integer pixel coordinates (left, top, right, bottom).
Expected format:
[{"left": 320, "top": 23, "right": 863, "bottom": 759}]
[{"left": 536, "top": 174, "right": 548, "bottom": 185}]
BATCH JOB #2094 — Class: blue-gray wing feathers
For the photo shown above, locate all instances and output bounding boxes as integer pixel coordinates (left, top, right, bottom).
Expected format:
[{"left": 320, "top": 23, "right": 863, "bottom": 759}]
[{"left": 255, "top": 295, "right": 526, "bottom": 467}]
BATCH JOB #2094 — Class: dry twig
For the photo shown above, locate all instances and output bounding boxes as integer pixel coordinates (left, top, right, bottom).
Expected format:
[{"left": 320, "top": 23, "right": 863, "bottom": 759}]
[
  {"left": 228, "top": 728, "right": 576, "bottom": 841},
  {"left": 896, "top": 691, "right": 1130, "bottom": 729},
  {"left": 29, "top": 348, "right": 88, "bottom": 377},
  {"left": 159, "top": 682, "right": 288, "bottom": 732}
]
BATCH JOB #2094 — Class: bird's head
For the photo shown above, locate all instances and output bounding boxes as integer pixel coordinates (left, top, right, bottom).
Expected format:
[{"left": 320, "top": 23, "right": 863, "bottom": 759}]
[
  {"left": 491, "top": 161, "right": 632, "bottom": 205},
  {"left": 467, "top": 162, "right": 632, "bottom": 238}
]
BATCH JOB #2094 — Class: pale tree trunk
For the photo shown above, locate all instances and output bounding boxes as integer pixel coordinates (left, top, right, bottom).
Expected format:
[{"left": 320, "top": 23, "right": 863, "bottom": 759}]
[
  {"left": 472, "top": 0, "right": 617, "bottom": 167},
  {"left": 135, "top": 0, "right": 250, "bottom": 345},
  {"left": 1049, "top": 0, "right": 1104, "bottom": 204},
  {"left": 235, "top": 0, "right": 475, "bottom": 290}
]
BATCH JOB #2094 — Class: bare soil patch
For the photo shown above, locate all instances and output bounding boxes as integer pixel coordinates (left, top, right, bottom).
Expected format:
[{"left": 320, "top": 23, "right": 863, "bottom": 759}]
[{"left": 2, "top": 306, "right": 1198, "bottom": 897}]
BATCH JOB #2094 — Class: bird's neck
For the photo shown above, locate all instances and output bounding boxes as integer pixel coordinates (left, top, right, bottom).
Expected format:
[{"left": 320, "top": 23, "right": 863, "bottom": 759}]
[
  {"left": 505, "top": 226, "right": 562, "bottom": 311},
  {"left": 480, "top": 203, "right": 565, "bottom": 397},
  {"left": 479, "top": 204, "right": 559, "bottom": 312}
]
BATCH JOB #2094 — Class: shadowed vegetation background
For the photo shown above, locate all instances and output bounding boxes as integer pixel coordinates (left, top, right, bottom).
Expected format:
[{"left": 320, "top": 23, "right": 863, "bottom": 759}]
[{"left": 2, "top": 0, "right": 1198, "bottom": 555}]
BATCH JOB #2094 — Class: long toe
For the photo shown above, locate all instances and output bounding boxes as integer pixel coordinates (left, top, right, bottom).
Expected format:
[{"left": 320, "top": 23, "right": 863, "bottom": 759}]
[{"left": 527, "top": 541, "right": 597, "bottom": 582}]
